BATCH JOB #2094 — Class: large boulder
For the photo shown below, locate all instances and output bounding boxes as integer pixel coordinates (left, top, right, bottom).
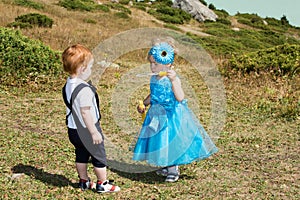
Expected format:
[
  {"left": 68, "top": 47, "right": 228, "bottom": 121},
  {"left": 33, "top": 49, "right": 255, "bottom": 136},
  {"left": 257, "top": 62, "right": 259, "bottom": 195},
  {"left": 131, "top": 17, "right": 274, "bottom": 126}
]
[{"left": 173, "top": 0, "right": 218, "bottom": 22}]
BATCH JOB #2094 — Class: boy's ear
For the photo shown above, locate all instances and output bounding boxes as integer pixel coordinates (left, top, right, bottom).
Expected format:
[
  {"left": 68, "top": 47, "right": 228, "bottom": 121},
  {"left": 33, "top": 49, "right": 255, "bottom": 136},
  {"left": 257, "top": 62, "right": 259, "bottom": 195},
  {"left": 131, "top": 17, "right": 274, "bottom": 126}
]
[{"left": 75, "top": 66, "right": 84, "bottom": 75}]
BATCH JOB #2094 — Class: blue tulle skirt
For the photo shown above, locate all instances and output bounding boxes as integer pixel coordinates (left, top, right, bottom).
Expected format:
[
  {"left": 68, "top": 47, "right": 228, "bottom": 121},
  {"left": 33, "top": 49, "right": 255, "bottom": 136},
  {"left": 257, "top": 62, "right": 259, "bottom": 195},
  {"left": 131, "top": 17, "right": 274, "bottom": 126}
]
[{"left": 132, "top": 100, "right": 218, "bottom": 167}]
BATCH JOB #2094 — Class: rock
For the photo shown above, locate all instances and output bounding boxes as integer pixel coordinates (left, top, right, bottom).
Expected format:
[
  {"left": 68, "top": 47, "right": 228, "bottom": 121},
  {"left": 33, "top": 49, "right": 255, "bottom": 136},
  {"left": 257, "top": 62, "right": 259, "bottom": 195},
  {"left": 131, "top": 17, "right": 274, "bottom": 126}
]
[{"left": 172, "top": 0, "right": 218, "bottom": 22}]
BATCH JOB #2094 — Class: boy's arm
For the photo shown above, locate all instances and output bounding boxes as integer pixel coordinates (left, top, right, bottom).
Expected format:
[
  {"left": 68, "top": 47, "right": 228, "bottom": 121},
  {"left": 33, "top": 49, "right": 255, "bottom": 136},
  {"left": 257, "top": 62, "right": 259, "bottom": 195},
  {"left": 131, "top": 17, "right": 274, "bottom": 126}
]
[{"left": 81, "top": 106, "right": 103, "bottom": 144}]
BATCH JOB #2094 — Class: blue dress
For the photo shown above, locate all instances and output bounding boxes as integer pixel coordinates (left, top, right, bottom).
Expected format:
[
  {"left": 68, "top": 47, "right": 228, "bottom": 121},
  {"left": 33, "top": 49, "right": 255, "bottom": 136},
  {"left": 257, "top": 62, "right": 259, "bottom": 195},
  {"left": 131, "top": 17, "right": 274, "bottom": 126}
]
[{"left": 133, "top": 76, "right": 218, "bottom": 167}]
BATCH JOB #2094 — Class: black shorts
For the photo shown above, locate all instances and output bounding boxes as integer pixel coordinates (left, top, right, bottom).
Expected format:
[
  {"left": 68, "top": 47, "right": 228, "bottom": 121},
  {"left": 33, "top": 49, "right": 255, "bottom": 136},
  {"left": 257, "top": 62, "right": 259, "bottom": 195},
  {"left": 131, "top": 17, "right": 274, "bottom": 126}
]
[{"left": 68, "top": 124, "right": 106, "bottom": 168}]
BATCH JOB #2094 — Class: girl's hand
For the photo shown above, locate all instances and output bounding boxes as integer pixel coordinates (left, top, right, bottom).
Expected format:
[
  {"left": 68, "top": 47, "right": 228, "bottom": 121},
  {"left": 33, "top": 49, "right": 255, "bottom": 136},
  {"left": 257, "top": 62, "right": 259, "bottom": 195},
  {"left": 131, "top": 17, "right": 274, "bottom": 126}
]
[
  {"left": 137, "top": 103, "right": 146, "bottom": 113},
  {"left": 167, "top": 68, "right": 177, "bottom": 82}
]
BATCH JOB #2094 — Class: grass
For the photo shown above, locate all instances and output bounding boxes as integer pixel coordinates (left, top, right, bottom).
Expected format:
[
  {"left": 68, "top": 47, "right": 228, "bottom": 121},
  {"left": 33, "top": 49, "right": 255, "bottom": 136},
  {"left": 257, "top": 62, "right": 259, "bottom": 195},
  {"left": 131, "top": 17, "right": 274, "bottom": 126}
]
[
  {"left": 0, "top": 0, "right": 299, "bottom": 199},
  {"left": 1, "top": 63, "right": 299, "bottom": 199}
]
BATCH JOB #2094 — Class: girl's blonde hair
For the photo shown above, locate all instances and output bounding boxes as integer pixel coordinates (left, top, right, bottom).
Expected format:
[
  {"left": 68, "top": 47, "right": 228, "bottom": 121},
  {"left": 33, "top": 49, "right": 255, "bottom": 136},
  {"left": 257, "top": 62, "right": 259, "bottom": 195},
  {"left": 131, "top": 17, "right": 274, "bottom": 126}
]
[
  {"left": 62, "top": 44, "right": 93, "bottom": 75},
  {"left": 147, "top": 36, "right": 178, "bottom": 62},
  {"left": 150, "top": 36, "right": 178, "bottom": 54}
]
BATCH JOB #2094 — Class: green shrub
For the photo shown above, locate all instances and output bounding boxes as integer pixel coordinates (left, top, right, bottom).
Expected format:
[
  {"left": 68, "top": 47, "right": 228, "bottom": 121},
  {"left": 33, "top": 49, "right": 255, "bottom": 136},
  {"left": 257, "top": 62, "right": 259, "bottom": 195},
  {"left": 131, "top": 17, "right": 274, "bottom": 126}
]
[
  {"left": 114, "top": 12, "right": 130, "bottom": 19},
  {"left": 0, "top": 27, "right": 62, "bottom": 86},
  {"left": 155, "top": 0, "right": 173, "bottom": 7},
  {"left": 229, "top": 44, "right": 300, "bottom": 76},
  {"left": 214, "top": 9, "right": 229, "bottom": 19},
  {"left": 164, "top": 23, "right": 181, "bottom": 31},
  {"left": 132, "top": 4, "right": 147, "bottom": 11},
  {"left": 14, "top": 0, "right": 44, "bottom": 10},
  {"left": 58, "top": 0, "right": 109, "bottom": 12},
  {"left": 264, "top": 17, "right": 282, "bottom": 26},
  {"left": 119, "top": 0, "right": 130, "bottom": 5},
  {"left": 8, "top": 13, "right": 54, "bottom": 28},
  {"left": 208, "top": 3, "right": 215, "bottom": 10},
  {"left": 95, "top": 4, "right": 110, "bottom": 12},
  {"left": 187, "top": 33, "right": 245, "bottom": 56},
  {"left": 105, "top": 3, "right": 131, "bottom": 14},
  {"left": 59, "top": 0, "right": 93, "bottom": 11},
  {"left": 216, "top": 18, "right": 231, "bottom": 26},
  {"left": 199, "top": 0, "right": 207, "bottom": 6},
  {"left": 157, "top": 14, "right": 183, "bottom": 24},
  {"left": 148, "top": 6, "right": 191, "bottom": 24},
  {"left": 7, "top": 22, "right": 33, "bottom": 29}
]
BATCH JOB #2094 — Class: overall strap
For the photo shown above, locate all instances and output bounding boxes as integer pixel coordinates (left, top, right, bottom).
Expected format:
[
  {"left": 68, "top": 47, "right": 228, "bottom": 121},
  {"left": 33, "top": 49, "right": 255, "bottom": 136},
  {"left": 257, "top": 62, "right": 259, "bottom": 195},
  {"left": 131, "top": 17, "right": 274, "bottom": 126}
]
[{"left": 62, "top": 82, "right": 101, "bottom": 126}]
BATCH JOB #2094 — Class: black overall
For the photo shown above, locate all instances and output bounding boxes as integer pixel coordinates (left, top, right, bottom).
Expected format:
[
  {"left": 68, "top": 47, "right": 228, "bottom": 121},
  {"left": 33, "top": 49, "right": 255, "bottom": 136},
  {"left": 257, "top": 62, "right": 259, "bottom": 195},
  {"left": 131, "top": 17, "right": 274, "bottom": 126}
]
[{"left": 62, "top": 82, "right": 106, "bottom": 167}]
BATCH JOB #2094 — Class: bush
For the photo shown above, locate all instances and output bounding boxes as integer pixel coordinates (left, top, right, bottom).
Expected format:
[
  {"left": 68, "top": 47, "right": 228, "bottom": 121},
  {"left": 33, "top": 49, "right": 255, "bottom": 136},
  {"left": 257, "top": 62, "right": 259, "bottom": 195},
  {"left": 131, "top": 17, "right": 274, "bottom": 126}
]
[
  {"left": 119, "top": 0, "right": 130, "bottom": 5},
  {"left": 155, "top": 0, "right": 173, "bottom": 7},
  {"left": 148, "top": 6, "right": 191, "bottom": 24},
  {"left": 95, "top": 4, "right": 110, "bottom": 12},
  {"left": 164, "top": 23, "right": 181, "bottom": 31},
  {"left": 59, "top": 0, "right": 93, "bottom": 11},
  {"left": 229, "top": 44, "right": 300, "bottom": 76},
  {"left": 7, "top": 22, "right": 33, "bottom": 29},
  {"left": 114, "top": 12, "right": 130, "bottom": 19},
  {"left": 214, "top": 9, "right": 229, "bottom": 18},
  {"left": 132, "top": 4, "right": 147, "bottom": 11},
  {"left": 216, "top": 18, "right": 231, "bottom": 26},
  {"left": 8, "top": 13, "right": 54, "bottom": 28},
  {"left": 208, "top": 3, "right": 215, "bottom": 10},
  {"left": 14, "top": 0, "right": 44, "bottom": 10},
  {"left": 58, "top": 0, "right": 109, "bottom": 12},
  {"left": 0, "top": 27, "right": 62, "bottom": 86},
  {"left": 105, "top": 3, "right": 131, "bottom": 14},
  {"left": 199, "top": 0, "right": 207, "bottom": 6}
]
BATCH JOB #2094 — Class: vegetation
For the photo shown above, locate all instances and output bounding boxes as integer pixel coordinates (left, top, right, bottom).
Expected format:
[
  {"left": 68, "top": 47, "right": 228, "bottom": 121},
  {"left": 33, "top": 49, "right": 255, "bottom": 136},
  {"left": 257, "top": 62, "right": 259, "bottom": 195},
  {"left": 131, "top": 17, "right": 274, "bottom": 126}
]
[
  {"left": 13, "top": 0, "right": 44, "bottom": 10},
  {"left": 58, "top": 0, "right": 110, "bottom": 12},
  {"left": 0, "top": 27, "right": 62, "bottom": 87},
  {"left": 7, "top": 13, "right": 54, "bottom": 29},
  {"left": 228, "top": 44, "right": 300, "bottom": 76},
  {"left": 147, "top": 5, "right": 192, "bottom": 24},
  {"left": 0, "top": 0, "right": 299, "bottom": 199}
]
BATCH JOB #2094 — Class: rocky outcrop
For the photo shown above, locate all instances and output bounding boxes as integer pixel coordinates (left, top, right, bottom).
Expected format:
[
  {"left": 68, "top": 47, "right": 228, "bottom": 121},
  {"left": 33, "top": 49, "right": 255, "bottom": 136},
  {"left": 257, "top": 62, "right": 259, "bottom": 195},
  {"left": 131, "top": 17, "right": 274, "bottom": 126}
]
[{"left": 172, "top": 0, "right": 218, "bottom": 22}]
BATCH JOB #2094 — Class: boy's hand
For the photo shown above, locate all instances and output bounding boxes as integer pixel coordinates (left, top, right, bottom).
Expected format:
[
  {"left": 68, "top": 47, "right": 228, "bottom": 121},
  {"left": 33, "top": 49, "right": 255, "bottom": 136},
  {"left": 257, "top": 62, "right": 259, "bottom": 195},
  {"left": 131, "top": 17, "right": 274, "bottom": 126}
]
[{"left": 91, "top": 131, "right": 103, "bottom": 144}]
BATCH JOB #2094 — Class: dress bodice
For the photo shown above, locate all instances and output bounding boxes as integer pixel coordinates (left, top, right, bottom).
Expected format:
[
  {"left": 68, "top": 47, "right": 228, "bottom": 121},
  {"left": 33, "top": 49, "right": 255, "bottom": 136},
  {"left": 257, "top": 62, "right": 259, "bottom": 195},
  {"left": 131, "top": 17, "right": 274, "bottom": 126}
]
[{"left": 150, "top": 76, "right": 176, "bottom": 111}]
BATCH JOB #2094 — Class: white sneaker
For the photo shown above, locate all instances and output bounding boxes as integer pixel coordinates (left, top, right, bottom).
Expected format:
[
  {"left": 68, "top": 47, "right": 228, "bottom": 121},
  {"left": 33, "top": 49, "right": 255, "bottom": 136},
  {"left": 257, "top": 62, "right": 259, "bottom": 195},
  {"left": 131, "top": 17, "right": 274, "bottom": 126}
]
[
  {"left": 96, "top": 180, "right": 120, "bottom": 193},
  {"left": 156, "top": 167, "right": 168, "bottom": 176}
]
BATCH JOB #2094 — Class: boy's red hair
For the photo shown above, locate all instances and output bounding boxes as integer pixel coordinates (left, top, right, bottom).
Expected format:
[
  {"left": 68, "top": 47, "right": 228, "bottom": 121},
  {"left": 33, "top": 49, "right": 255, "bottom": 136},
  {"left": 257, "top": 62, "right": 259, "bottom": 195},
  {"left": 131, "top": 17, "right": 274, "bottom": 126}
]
[{"left": 62, "top": 44, "right": 93, "bottom": 75}]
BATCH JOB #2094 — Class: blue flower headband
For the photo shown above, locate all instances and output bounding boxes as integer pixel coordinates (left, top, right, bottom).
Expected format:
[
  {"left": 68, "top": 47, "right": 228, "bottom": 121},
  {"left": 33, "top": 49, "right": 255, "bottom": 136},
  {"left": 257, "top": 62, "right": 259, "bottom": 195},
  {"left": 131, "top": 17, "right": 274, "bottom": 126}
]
[{"left": 149, "top": 42, "right": 175, "bottom": 65}]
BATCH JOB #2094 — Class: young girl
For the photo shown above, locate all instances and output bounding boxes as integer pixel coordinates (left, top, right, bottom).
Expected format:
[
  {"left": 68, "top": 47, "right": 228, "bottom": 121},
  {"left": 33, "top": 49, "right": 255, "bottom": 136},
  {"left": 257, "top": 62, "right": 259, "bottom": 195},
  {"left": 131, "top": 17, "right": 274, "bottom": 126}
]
[
  {"left": 132, "top": 38, "right": 218, "bottom": 182},
  {"left": 62, "top": 44, "right": 120, "bottom": 193}
]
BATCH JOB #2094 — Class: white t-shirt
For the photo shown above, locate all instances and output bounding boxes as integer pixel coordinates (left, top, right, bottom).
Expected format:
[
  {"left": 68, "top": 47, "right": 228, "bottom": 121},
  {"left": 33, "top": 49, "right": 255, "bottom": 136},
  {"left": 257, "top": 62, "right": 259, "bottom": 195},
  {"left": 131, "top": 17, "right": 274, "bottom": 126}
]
[{"left": 65, "top": 77, "right": 100, "bottom": 129}]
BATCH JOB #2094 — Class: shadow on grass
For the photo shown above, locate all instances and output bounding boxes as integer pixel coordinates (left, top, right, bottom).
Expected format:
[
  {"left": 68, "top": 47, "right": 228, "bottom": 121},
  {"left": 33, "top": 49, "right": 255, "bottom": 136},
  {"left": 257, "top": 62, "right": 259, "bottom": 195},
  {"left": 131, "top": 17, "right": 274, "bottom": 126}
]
[
  {"left": 107, "top": 160, "right": 195, "bottom": 184},
  {"left": 11, "top": 164, "right": 77, "bottom": 188}
]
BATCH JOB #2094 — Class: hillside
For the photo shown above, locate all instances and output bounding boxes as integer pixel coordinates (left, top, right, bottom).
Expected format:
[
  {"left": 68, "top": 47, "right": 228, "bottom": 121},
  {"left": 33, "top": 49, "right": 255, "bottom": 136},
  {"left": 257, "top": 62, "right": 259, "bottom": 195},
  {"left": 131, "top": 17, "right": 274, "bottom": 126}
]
[{"left": 0, "top": 0, "right": 299, "bottom": 199}]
